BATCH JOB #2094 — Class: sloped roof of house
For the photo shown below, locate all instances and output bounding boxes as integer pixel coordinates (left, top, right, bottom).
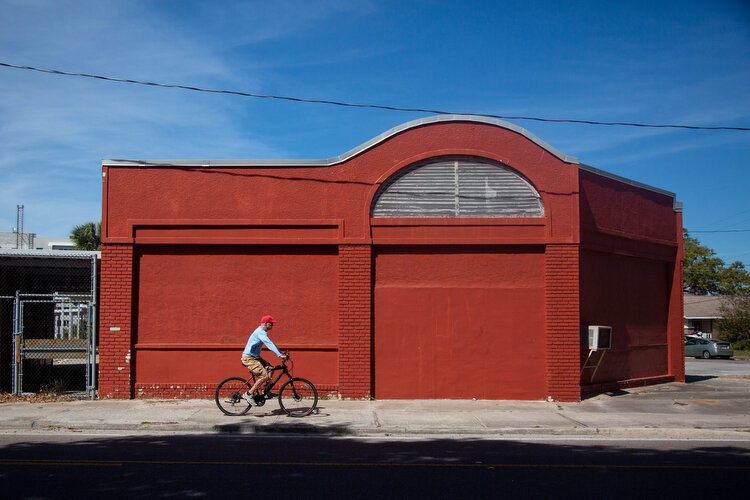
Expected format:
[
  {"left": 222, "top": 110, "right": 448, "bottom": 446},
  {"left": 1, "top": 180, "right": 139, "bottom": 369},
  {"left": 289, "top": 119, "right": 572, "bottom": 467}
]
[{"left": 684, "top": 294, "right": 723, "bottom": 319}]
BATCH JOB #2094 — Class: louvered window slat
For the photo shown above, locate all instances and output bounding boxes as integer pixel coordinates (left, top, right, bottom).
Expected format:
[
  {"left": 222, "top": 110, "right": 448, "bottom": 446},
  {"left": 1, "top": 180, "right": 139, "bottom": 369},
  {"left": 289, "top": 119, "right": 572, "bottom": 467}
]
[{"left": 372, "top": 158, "right": 543, "bottom": 218}]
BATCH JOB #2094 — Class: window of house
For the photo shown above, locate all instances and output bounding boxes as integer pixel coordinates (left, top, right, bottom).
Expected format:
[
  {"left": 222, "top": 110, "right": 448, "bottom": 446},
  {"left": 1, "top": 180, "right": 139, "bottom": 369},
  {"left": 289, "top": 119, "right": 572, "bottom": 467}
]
[{"left": 371, "top": 158, "right": 544, "bottom": 218}]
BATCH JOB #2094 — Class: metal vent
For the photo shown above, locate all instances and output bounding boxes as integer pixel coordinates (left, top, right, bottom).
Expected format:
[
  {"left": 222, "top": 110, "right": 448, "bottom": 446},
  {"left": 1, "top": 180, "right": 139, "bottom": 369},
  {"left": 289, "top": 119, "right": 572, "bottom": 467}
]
[{"left": 372, "top": 159, "right": 543, "bottom": 218}]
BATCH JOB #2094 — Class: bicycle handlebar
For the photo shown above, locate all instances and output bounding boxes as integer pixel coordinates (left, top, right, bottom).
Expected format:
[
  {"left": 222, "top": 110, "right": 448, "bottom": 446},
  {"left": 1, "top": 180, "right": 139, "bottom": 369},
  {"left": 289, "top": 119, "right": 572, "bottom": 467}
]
[{"left": 270, "top": 351, "right": 291, "bottom": 371}]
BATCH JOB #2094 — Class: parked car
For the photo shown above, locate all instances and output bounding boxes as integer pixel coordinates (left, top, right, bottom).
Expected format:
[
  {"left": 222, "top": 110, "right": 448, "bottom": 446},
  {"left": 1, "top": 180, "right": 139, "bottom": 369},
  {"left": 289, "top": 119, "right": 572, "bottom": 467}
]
[{"left": 684, "top": 335, "right": 734, "bottom": 359}]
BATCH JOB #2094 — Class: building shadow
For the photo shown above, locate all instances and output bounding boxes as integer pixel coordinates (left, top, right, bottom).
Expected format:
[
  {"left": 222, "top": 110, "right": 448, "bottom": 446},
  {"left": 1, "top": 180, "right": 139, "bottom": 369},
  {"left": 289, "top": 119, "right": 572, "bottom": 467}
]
[
  {"left": 0, "top": 431, "right": 748, "bottom": 499},
  {"left": 685, "top": 374, "right": 717, "bottom": 383}
]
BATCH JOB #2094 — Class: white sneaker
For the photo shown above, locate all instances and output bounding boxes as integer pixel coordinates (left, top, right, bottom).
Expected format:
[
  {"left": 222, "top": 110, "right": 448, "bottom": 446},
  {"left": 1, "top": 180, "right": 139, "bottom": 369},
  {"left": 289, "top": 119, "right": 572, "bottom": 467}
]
[{"left": 243, "top": 392, "right": 254, "bottom": 406}]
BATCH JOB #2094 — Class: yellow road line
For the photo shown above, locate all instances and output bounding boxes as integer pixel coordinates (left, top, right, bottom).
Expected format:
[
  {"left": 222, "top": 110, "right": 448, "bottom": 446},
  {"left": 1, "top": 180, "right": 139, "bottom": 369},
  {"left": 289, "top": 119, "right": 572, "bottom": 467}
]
[{"left": 0, "top": 458, "right": 749, "bottom": 470}]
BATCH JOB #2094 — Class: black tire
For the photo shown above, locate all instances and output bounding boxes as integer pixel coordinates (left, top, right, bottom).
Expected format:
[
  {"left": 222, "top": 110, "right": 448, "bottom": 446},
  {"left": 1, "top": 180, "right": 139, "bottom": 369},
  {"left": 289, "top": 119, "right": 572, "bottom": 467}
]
[
  {"left": 215, "top": 377, "right": 253, "bottom": 416},
  {"left": 278, "top": 377, "right": 318, "bottom": 417},
  {"left": 702, "top": 350, "right": 711, "bottom": 359}
]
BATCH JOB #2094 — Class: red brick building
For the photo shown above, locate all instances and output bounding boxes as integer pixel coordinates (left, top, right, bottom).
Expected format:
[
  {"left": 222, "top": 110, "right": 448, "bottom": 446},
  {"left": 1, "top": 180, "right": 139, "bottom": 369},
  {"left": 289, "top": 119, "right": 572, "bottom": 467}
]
[{"left": 99, "top": 115, "right": 684, "bottom": 402}]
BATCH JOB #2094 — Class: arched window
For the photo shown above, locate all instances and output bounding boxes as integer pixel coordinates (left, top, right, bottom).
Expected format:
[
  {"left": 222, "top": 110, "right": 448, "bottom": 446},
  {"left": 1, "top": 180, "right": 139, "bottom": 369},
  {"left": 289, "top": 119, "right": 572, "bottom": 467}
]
[{"left": 371, "top": 158, "right": 543, "bottom": 218}]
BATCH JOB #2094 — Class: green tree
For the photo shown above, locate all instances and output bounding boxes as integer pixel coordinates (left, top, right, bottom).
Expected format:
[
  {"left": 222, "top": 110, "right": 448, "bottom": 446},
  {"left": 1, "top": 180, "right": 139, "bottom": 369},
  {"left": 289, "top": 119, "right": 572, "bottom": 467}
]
[
  {"left": 683, "top": 230, "right": 750, "bottom": 295},
  {"left": 70, "top": 221, "right": 101, "bottom": 251},
  {"left": 719, "top": 294, "right": 750, "bottom": 350},
  {"left": 719, "top": 261, "right": 750, "bottom": 295}
]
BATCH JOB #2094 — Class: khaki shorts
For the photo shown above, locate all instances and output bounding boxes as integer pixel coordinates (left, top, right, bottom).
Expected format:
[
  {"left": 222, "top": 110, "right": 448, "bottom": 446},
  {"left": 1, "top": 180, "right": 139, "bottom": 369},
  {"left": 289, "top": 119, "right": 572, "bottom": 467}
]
[{"left": 241, "top": 355, "right": 270, "bottom": 378}]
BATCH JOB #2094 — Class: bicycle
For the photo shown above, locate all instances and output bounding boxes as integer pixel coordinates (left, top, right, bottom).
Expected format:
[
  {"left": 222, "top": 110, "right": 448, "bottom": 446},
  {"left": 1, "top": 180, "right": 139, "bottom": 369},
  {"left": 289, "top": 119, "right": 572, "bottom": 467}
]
[{"left": 215, "top": 352, "right": 318, "bottom": 417}]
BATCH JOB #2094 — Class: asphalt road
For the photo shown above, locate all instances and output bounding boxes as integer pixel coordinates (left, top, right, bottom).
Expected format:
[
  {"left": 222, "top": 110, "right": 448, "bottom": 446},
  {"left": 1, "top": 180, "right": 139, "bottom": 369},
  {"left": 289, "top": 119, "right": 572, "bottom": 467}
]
[
  {"left": 685, "top": 357, "right": 750, "bottom": 377},
  {"left": 0, "top": 358, "right": 747, "bottom": 498},
  {"left": 1, "top": 433, "right": 749, "bottom": 499}
]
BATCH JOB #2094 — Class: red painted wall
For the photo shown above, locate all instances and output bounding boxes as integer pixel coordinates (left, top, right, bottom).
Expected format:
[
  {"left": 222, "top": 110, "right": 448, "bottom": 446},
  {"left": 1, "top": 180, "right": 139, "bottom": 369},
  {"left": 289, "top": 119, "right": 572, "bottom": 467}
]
[
  {"left": 579, "top": 169, "right": 677, "bottom": 258},
  {"left": 99, "top": 244, "right": 134, "bottom": 399},
  {"left": 338, "top": 245, "right": 372, "bottom": 398},
  {"left": 374, "top": 245, "right": 546, "bottom": 399},
  {"left": 578, "top": 169, "right": 681, "bottom": 391},
  {"left": 102, "top": 122, "right": 578, "bottom": 245},
  {"left": 99, "top": 117, "right": 680, "bottom": 401},
  {"left": 579, "top": 250, "right": 670, "bottom": 381},
  {"left": 545, "top": 244, "right": 582, "bottom": 402},
  {"left": 133, "top": 245, "right": 339, "bottom": 393}
]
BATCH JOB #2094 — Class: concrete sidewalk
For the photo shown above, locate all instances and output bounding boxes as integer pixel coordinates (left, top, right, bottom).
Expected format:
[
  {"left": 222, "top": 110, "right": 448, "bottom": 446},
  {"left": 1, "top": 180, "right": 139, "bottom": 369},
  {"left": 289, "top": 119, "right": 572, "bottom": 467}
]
[{"left": 1, "top": 377, "right": 749, "bottom": 439}]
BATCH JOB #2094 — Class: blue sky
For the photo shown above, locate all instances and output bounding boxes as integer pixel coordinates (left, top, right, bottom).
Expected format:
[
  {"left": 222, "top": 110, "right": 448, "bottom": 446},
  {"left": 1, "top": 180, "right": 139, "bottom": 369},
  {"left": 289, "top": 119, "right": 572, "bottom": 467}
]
[{"left": 1, "top": 0, "right": 748, "bottom": 264}]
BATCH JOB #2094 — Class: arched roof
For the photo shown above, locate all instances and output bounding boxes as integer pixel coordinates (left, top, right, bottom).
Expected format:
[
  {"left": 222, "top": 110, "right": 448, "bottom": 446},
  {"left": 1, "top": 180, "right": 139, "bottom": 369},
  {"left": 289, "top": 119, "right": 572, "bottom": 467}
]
[{"left": 103, "top": 114, "right": 579, "bottom": 167}]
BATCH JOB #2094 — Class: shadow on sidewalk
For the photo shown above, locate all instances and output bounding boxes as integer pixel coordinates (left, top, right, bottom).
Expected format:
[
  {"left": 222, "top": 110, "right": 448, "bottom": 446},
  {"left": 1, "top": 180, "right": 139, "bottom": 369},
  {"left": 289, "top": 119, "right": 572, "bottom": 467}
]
[{"left": 685, "top": 375, "right": 717, "bottom": 383}]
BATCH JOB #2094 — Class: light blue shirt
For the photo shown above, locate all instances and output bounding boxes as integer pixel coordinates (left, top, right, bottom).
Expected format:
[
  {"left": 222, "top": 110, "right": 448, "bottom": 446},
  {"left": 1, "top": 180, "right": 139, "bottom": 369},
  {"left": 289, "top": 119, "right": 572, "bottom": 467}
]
[{"left": 242, "top": 325, "right": 283, "bottom": 358}]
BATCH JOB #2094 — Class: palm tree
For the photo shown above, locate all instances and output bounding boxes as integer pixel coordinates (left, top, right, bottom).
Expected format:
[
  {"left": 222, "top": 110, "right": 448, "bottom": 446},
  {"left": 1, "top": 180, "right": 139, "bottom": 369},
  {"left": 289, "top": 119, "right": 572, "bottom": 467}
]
[{"left": 70, "top": 222, "right": 101, "bottom": 250}]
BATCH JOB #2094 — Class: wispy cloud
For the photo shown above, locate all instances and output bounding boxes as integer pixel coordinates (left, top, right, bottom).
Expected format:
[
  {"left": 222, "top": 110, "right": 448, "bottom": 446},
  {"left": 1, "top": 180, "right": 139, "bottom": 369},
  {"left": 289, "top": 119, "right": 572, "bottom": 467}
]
[
  {"left": 0, "top": 0, "right": 748, "bottom": 268},
  {"left": 1, "top": 0, "right": 346, "bottom": 235}
]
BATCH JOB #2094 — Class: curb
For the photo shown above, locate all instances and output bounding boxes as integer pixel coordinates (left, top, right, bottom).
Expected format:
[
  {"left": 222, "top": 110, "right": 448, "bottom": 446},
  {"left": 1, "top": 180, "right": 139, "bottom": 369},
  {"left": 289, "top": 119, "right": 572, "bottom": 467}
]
[{"left": 3, "top": 420, "right": 750, "bottom": 440}]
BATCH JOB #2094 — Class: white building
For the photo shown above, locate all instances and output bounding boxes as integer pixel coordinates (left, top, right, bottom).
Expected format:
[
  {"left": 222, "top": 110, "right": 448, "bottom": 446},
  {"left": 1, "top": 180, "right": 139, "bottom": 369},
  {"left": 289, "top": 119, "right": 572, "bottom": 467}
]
[{"left": 0, "top": 231, "right": 76, "bottom": 251}]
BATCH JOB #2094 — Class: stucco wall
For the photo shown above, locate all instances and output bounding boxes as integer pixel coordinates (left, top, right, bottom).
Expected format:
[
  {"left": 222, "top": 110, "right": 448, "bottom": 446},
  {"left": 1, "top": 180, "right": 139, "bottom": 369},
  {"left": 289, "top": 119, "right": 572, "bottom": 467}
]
[
  {"left": 99, "top": 117, "right": 680, "bottom": 401},
  {"left": 580, "top": 250, "right": 670, "bottom": 381},
  {"left": 133, "top": 245, "right": 339, "bottom": 394},
  {"left": 374, "top": 245, "right": 546, "bottom": 399},
  {"left": 578, "top": 169, "right": 682, "bottom": 390}
]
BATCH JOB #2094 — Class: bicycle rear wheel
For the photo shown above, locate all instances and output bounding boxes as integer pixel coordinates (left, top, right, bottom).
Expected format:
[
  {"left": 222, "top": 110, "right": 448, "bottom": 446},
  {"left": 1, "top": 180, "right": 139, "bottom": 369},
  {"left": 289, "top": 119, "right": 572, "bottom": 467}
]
[
  {"left": 278, "top": 377, "right": 318, "bottom": 417},
  {"left": 215, "top": 377, "right": 253, "bottom": 416}
]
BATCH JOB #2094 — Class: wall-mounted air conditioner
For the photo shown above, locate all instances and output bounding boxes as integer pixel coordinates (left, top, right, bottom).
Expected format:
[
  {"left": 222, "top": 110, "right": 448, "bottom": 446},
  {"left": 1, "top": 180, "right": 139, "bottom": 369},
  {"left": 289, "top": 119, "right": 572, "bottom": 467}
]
[{"left": 587, "top": 325, "right": 612, "bottom": 351}]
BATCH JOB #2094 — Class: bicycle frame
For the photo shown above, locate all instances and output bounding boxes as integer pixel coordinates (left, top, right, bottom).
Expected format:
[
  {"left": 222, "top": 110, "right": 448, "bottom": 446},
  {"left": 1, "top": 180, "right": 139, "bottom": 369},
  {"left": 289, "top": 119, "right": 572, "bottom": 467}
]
[
  {"left": 262, "top": 362, "right": 292, "bottom": 394},
  {"left": 216, "top": 352, "right": 318, "bottom": 417}
]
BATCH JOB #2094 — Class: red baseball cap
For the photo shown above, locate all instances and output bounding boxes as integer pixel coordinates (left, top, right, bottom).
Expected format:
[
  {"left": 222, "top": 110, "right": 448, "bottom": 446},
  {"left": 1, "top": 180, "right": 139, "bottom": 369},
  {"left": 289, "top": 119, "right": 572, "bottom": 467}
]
[{"left": 261, "top": 315, "right": 277, "bottom": 324}]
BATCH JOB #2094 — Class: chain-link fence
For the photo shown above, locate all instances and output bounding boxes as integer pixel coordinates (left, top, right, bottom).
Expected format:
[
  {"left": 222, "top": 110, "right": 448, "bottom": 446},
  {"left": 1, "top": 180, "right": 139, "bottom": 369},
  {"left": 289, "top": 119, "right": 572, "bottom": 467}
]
[{"left": 0, "top": 250, "right": 98, "bottom": 397}]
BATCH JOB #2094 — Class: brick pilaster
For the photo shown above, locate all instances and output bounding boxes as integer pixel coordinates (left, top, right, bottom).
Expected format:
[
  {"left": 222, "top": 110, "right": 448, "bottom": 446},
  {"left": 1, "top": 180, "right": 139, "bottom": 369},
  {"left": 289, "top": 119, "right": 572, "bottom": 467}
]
[
  {"left": 545, "top": 244, "right": 581, "bottom": 402},
  {"left": 98, "top": 243, "right": 134, "bottom": 399},
  {"left": 338, "top": 245, "right": 372, "bottom": 399},
  {"left": 668, "top": 210, "right": 685, "bottom": 382}
]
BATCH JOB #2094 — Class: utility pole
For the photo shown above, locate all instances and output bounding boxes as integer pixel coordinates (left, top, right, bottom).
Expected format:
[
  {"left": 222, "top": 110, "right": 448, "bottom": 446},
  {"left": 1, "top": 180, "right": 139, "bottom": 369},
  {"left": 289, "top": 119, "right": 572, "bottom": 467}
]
[{"left": 15, "top": 204, "right": 24, "bottom": 249}]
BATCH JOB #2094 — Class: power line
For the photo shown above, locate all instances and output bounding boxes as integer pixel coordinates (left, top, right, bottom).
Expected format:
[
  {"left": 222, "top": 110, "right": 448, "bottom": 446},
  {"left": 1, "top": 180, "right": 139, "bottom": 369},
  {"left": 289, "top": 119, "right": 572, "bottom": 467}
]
[{"left": 2, "top": 61, "right": 750, "bottom": 132}]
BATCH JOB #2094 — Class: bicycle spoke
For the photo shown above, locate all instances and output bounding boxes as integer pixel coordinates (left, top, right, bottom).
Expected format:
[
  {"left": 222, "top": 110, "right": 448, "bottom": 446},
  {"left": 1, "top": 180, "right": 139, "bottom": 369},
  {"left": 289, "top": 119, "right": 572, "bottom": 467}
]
[
  {"left": 215, "top": 377, "right": 252, "bottom": 416},
  {"left": 278, "top": 378, "right": 318, "bottom": 417}
]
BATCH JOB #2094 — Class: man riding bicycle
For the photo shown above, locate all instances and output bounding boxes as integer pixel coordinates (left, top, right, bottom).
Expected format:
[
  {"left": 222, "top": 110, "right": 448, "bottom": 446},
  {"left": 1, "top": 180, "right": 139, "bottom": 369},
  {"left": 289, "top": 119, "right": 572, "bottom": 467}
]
[{"left": 241, "top": 315, "right": 287, "bottom": 406}]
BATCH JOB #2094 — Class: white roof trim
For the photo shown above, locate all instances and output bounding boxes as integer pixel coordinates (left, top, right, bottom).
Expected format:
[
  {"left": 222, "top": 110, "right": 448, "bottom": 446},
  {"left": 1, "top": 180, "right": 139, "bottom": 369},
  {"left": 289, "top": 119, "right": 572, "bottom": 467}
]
[
  {"left": 102, "top": 115, "right": 678, "bottom": 209},
  {"left": 103, "top": 115, "right": 580, "bottom": 168}
]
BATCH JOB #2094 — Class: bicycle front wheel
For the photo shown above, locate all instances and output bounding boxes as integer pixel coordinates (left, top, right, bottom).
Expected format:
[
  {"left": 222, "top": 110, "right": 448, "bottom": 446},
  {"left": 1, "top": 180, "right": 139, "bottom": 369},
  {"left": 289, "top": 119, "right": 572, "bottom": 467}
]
[
  {"left": 278, "top": 377, "right": 318, "bottom": 417},
  {"left": 215, "top": 377, "right": 252, "bottom": 416}
]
